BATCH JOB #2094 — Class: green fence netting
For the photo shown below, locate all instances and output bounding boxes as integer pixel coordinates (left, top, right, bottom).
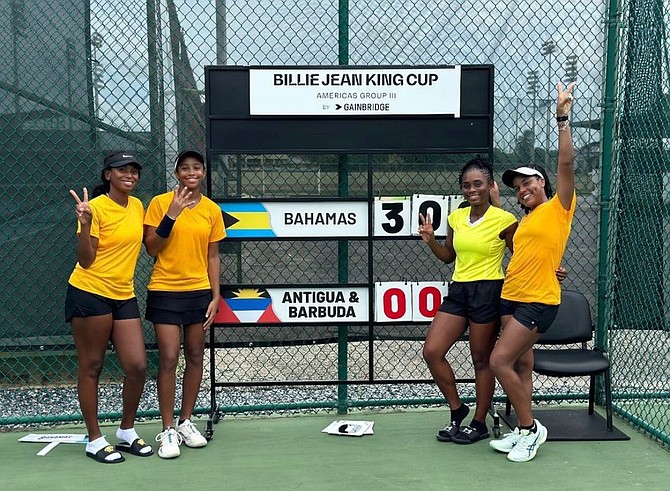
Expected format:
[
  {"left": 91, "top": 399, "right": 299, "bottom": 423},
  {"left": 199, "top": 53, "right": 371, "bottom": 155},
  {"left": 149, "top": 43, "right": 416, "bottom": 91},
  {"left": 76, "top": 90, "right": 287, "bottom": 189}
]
[{"left": 0, "top": 0, "right": 667, "bottom": 448}]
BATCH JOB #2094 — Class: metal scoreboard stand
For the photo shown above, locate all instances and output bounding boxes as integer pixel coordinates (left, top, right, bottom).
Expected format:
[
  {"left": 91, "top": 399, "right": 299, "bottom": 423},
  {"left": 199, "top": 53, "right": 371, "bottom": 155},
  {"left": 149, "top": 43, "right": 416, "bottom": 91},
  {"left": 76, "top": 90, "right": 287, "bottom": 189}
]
[{"left": 203, "top": 65, "right": 495, "bottom": 439}]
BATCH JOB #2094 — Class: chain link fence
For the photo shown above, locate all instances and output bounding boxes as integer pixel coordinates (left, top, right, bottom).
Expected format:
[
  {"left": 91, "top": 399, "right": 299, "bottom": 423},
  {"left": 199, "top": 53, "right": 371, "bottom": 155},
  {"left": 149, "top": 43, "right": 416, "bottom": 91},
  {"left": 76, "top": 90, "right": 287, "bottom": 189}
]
[{"left": 0, "top": 0, "right": 667, "bottom": 448}]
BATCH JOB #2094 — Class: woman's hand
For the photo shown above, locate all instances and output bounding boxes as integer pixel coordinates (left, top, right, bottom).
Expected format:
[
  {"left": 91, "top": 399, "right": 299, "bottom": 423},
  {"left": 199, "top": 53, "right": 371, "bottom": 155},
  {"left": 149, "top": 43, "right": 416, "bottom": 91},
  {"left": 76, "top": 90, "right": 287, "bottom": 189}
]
[
  {"left": 418, "top": 213, "right": 435, "bottom": 243},
  {"left": 557, "top": 81, "right": 576, "bottom": 117},
  {"left": 556, "top": 266, "right": 568, "bottom": 283},
  {"left": 166, "top": 185, "right": 196, "bottom": 219},
  {"left": 203, "top": 298, "right": 219, "bottom": 330},
  {"left": 69, "top": 187, "right": 92, "bottom": 226},
  {"left": 490, "top": 180, "right": 501, "bottom": 207}
]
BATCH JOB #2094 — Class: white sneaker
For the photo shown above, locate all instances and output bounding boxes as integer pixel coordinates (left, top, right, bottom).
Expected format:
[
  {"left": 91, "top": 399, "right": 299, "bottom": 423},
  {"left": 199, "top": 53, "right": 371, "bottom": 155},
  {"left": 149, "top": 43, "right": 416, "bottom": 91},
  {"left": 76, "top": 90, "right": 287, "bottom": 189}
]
[
  {"left": 177, "top": 419, "right": 208, "bottom": 448},
  {"left": 507, "top": 419, "right": 548, "bottom": 462},
  {"left": 490, "top": 427, "right": 521, "bottom": 453},
  {"left": 156, "top": 427, "right": 182, "bottom": 459}
]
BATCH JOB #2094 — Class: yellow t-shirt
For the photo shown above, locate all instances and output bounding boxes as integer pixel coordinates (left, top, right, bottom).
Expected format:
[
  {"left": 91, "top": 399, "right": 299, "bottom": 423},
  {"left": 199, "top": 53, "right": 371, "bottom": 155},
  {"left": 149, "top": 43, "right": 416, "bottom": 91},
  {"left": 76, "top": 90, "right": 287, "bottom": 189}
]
[
  {"left": 501, "top": 192, "right": 577, "bottom": 305},
  {"left": 145, "top": 192, "right": 226, "bottom": 291},
  {"left": 68, "top": 195, "right": 144, "bottom": 300},
  {"left": 448, "top": 206, "right": 517, "bottom": 282}
]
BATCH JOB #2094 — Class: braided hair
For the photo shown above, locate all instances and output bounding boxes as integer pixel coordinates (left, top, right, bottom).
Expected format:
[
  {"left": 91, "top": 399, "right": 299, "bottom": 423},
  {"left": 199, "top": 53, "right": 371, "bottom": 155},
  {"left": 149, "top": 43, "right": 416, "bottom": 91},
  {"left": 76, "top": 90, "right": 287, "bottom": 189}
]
[
  {"left": 458, "top": 155, "right": 494, "bottom": 186},
  {"left": 457, "top": 156, "right": 495, "bottom": 207}
]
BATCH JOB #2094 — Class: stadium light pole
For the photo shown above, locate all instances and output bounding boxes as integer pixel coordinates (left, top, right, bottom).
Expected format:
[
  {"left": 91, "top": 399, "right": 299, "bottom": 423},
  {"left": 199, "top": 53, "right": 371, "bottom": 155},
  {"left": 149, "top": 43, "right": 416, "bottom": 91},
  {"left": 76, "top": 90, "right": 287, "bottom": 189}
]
[
  {"left": 91, "top": 32, "right": 104, "bottom": 123},
  {"left": 526, "top": 70, "right": 539, "bottom": 164},
  {"left": 541, "top": 39, "right": 556, "bottom": 168},
  {"left": 564, "top": 54, "right": 579, "bottom": 84}
]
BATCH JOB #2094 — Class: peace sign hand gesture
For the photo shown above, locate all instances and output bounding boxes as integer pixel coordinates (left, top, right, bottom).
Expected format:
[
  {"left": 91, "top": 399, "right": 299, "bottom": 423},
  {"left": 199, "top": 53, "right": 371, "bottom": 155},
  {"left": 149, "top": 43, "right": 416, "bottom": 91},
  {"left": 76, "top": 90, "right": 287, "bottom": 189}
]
[
  {"left": 418, "top": 212, "right": 435, "bottom": 243},
  {"left": 69, "top": 187, "right": 92, "bottom": 226},
  {"left": 557, "top": 81, "right": 576, "bottom": 117},
  {"left": 166, "top": 185, "right": 196, "bottom": 219}
]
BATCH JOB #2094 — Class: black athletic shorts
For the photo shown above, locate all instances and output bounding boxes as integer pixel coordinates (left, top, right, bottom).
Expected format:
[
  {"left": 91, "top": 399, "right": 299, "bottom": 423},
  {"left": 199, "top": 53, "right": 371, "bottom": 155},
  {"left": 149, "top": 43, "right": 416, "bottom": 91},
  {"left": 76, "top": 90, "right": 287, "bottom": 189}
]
[
  {"left": 64, "top": 284, "right": 140, "bottom": 322},
  {"left": 145, "top": 290, "right": 212, "bottom": 326},
  {"left": 499, "top": 299, "right": 560, "bottom": 333},
  {"left": 437, "top": 280, "right": 504, "bottom": 324}
]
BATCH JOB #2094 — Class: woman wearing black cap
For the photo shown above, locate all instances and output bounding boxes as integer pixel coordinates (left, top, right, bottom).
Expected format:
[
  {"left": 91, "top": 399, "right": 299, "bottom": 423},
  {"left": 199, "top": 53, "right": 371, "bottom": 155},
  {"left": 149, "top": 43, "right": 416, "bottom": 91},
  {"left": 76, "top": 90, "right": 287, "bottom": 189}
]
[
  {"left": 143, "top": 150, "right": 225, "bottom": 459},
  {"left": 488, "top": 82, "right": 577, "bottom": 463},
  {"left": 66, "top": 151, "right": 153, "bottom": 463}
]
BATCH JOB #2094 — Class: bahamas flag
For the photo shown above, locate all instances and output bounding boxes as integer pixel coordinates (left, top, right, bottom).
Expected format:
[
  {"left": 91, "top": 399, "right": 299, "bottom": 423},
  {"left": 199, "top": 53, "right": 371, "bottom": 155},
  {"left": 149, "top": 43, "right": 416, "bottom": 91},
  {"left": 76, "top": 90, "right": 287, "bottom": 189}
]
[
  {"left": 219, "top": 202, "right": 276, "bottom": 238},
  {"left": 215, "top": 288, "right": 281, "bottom": 324}
]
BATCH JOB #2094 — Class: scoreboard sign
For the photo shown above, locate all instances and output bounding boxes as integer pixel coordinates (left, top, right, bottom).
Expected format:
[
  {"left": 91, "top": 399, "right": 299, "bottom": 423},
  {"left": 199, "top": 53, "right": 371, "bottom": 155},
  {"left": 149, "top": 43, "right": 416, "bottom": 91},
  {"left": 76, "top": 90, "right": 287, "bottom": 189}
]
[
  {"left": 249, "top": 67, "right": 462, "bottom": 116},
  {"left": 219, "top": 195, "right": 465, "bottom": 239},
  {"left": 205, "top": 64, "right": 493, "bottom": 153},
  {"left": 219, "top": 200, "right": 368, "bottom": 238},
  {"left": 214, "top": 282, "right": 448, "bottom": 325}
]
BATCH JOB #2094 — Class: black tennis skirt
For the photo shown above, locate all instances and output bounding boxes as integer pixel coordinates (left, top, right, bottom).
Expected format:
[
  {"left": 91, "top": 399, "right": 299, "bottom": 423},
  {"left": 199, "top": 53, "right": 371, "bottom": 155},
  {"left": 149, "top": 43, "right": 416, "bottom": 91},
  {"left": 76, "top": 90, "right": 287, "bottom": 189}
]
[{"left": 145, "top": 289, "right": 212, "bottom": 326}]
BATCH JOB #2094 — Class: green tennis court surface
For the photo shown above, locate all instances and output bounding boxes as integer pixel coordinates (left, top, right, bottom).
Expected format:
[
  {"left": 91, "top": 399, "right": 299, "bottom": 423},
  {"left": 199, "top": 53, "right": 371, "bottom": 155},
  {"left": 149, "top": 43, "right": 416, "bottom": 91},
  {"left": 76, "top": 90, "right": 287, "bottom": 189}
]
[{"left": 4, "top": 408, "right": 668, "bottom": 490}]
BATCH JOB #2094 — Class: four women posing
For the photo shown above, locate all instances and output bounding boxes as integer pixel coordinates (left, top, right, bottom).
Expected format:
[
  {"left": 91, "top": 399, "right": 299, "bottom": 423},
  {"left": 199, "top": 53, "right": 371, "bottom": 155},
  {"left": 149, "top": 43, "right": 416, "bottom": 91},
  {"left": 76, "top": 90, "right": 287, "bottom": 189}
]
[{"left": 66, "top": 81, "right": 575, "bottom": 464}]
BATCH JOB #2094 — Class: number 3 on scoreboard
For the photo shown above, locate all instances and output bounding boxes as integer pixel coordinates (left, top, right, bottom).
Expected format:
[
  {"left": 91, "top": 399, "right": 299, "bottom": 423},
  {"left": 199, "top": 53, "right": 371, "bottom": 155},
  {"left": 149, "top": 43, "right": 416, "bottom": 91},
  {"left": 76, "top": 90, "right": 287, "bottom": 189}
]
[{"left": 373, "top": 197, "right": 411, "bottom": 236}]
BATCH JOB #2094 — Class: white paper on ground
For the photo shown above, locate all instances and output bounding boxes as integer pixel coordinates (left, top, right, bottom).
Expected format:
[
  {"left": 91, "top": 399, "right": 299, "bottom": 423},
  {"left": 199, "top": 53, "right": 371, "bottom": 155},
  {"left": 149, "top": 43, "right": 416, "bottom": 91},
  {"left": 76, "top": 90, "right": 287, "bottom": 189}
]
[
  {"left": 36, "top": 441, "right": 61, "bottom": 456},
  {"left": 19, "top": 433, "right": 88, "bottom": 444},
  {"left": 322, "top": 420, "right": 374, "bottom": 437},
  {"left": 19, "top": 433, "right": 88, "bottom": 456}
]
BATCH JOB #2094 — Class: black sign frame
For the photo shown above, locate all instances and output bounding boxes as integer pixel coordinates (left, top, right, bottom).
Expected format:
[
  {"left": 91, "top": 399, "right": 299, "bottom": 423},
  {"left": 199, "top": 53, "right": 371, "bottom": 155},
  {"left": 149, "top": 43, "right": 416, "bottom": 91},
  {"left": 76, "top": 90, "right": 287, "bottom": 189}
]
[{"left": 205, "top": 65, "right": 494, "bottom": 154}]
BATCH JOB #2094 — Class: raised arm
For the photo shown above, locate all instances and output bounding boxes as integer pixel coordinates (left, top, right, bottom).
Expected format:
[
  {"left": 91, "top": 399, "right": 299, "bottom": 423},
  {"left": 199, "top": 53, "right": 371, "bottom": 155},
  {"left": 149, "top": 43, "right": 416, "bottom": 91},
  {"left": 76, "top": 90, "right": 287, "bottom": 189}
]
[
  {"left": 490, "top": 180, "right": 502, "bottom": 208},
  {"left": 556, "top": 82, "right": 576, "bottom": 210}
]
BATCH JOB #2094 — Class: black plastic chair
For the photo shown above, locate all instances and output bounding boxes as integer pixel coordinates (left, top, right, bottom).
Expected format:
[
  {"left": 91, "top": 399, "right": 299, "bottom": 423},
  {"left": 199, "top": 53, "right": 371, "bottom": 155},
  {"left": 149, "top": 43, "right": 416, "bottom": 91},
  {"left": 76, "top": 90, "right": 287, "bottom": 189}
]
[{"left": 505, "top": 289, "right": 613, "bottom": 431}]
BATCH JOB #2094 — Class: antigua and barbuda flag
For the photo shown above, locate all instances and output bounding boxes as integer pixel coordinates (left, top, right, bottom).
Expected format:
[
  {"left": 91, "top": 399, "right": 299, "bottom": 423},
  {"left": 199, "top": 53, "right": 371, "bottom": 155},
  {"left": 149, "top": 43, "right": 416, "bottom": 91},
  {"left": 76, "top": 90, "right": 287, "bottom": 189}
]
[{"left": 215, "top": 288, "right": 281, "bottom": 324}]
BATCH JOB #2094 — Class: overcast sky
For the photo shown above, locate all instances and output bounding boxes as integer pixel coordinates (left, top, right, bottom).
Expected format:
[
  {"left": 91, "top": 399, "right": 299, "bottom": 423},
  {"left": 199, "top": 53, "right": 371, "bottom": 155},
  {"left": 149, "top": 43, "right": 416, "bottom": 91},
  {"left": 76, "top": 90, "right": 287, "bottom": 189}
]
[{"left": 88, "top": 0, "right": 635, "bottom": 151}]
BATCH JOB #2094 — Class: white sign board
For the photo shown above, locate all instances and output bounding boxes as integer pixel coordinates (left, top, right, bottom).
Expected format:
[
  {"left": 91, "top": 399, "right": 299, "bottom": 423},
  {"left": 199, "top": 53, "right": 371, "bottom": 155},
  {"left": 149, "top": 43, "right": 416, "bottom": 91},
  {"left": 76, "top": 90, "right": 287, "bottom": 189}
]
[
  {"left": 219, "top": 201, "right": 368, "bottom": 238},
  {"left": 375, "top": 282, "right": 413, "bottom": 322},
  {"left": 216, "top": 286, "right": 369, "bottom": 324},
  {"left": 375, "top": 282, "right": 448, "bottom": 323},
  {"left": 19, "top": 433, "right": 88, "bottom": 456},
  {"left": 411, "top": 282, "right": 449, "bottom": 322},
  {"left": 410, "top": 194, "right": 450, "bottom": 237},
  {"left": 250, "top": 67, "right": 462, "bottom": 116},
  {"left": 217, "top": 283, "right": 451, "bottom": 324},
  {"left": 449, "top": 194, "right": 466, "bottom": 211},
  {"left": 322, "top": 420, "right": 375, "bottom": 437},
  {"left": 409, "top": 194, "right": 466, "bottom": 237},
  {"left": 373, "top": 196, "right": 412, "bottom": 237}
]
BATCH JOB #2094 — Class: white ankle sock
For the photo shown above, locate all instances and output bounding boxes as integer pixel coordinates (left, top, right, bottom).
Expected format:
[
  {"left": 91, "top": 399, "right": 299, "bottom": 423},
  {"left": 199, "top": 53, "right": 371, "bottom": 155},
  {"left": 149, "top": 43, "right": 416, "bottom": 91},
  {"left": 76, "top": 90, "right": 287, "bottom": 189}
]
[
  {"left": 116, "top": 427, "right": 140, "bottom": 444},
  {"left": 86, "top": 435, "right": 111, "bottom": 454}
]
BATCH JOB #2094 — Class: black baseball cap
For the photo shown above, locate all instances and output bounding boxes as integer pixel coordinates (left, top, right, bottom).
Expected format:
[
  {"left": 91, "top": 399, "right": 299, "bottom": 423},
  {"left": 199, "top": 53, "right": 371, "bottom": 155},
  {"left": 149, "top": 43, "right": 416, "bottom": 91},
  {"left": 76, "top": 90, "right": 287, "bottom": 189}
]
[
  {"left": 103, "top": 152, "right": 142, "bottom": 170},
  {"left": 175, "top": 150, "right": 205, "bottom": 170}
]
